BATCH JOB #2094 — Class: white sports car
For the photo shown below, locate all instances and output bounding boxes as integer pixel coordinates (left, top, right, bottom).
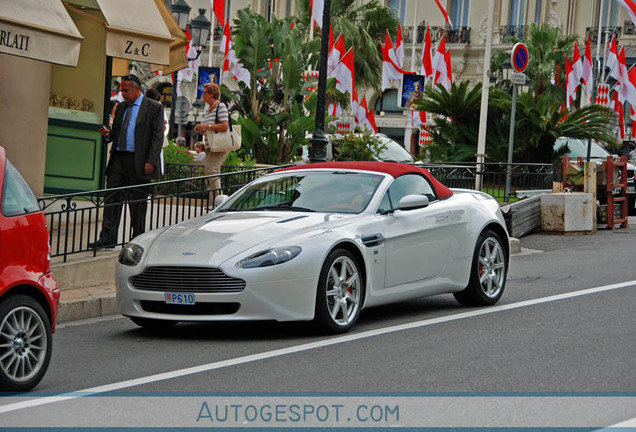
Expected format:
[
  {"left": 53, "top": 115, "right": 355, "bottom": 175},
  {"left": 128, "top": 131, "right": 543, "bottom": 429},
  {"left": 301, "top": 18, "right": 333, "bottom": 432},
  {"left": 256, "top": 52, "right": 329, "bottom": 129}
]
[{"left": 116, "top": 161, "right": 509, "bottom": 334}]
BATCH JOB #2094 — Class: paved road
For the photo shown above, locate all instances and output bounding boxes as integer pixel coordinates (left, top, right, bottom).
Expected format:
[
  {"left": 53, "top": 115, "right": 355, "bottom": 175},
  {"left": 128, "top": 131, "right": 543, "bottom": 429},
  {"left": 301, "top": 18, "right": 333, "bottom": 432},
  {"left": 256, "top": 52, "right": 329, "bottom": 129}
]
[{"left": 2, "top": 226, "right": 636, "bottom": 428}]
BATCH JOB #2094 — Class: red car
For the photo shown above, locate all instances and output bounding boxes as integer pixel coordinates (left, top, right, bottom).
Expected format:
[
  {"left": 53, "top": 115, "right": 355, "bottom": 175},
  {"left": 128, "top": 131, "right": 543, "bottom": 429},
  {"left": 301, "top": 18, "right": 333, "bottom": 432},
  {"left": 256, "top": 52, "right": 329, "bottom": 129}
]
[{"left": 0, "top": 146, "right": 59, "bottom": 391}]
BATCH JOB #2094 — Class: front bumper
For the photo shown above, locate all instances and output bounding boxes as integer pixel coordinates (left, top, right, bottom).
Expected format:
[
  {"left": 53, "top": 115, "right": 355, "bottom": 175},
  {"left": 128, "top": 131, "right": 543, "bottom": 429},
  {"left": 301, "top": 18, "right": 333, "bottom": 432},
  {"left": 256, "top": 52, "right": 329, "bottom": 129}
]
[{"left": 116, "top": 265, "right": 320, "bottom": 323}]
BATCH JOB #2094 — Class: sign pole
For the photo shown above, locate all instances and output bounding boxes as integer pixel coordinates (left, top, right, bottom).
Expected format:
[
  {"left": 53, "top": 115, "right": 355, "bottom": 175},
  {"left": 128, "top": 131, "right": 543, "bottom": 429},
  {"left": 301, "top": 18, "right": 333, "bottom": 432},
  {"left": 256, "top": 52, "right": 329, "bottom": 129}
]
[
  {"left": 505, "top": 42, "right": 529, "bottom": 202},
  {"left": 505, "top": 82, "right": 518, "bottom": 202}
]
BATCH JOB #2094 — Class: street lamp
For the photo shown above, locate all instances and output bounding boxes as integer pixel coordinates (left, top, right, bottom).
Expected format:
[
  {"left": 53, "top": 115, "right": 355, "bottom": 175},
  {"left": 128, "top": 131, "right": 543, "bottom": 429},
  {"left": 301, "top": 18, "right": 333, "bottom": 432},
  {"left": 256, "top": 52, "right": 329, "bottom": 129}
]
[
  {"left": 171, "top": 0, "right": 191, "bottom": 30},
  {"left": 189, "top": 9, "right": 211, "bottom": 53}
]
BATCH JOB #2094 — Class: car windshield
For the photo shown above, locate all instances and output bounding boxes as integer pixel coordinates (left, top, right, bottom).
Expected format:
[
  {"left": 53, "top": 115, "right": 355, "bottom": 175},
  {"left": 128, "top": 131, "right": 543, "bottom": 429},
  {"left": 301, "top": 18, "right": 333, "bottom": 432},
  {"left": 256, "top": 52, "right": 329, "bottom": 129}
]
[
  {"left": 218, "top": 171, "right": 384, "bottom": 214},
  {"left": 554, "top": 138, "right": 611, "bottom": 159},
  {"left": 377, "top": 137, "right": 414, "bottom": 163}
]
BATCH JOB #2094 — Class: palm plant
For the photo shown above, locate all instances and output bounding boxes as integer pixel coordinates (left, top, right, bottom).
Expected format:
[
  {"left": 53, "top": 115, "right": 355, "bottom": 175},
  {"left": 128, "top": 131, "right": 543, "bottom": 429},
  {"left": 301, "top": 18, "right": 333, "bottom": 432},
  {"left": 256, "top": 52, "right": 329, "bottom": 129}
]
[
  {"left": 230, "top": 9, "right": 316, "bottom": 164},
  {"left": 415, "top": 81, "right": 508, "bottom": 161}
]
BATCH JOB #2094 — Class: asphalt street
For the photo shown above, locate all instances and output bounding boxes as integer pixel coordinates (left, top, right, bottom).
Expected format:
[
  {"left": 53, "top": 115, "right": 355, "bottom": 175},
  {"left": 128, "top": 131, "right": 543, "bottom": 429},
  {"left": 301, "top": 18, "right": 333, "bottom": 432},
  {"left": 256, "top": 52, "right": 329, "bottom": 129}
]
[{"left": 2, "top": 225, "right": 636, "bottom": 428}]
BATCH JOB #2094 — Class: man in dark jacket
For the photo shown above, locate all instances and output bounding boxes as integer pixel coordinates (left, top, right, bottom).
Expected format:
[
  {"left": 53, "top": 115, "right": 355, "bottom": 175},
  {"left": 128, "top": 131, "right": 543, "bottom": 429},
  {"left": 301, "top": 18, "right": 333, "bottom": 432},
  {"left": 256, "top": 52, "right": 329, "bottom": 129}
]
[{"left": 90, "top": 74, "right": 163, "bottom": 249}]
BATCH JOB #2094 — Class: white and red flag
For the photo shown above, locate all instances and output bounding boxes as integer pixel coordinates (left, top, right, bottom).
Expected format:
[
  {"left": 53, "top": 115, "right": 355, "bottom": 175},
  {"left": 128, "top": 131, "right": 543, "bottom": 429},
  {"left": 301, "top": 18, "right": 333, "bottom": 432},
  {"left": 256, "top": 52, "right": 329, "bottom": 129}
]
[
  {"left": 617, "top": 47, "right": 631, "bottom": 104},
  {"left": 328, "top": 34, "right": 345, "bottom": 75},
  {"left": 412, "top": 109, "right": 427, "bottom": 127},
  {"left": 382, "top": 31, "right": 402, "bottom": 90},
  {"left": 432, "top": 36, "right": 452, "bottom": 91},
  {"left": 420, "top": 27, "right": 433, "bottom": 82},
  {"left": 611, "top": 90, "right": 626, "bottom": 140},
  {"left": 220, "top": 24, "right": 232, "bottom": 71},
  {"left": 211, "top": 0, "right": 225, "bottom": 28},
  {"left": 311, "top": 0, "right": 325, "bottom": 28},
  {"left": 434, "top": 0, "right": 453, "bottom": 26},
  {"left": 606, "top": 36, "right": 620, "bottom": 82},
  {"left": 333, "top": 48, "right": 355, "bottom": 99},
  {"left": 395, "top": 24, "right": 405, "bottom": 68},
  {"left": 582, "top": 36, "right": 594, "bottom": 103},
  {"left": 617, "top": 0, "right": 636, "bottom": 27},
  {"left": 565, "top": 56, "right": 578, "bottom": 109},
  {"left": 571, "top": 42, "right": 583, "bottom": 84}
]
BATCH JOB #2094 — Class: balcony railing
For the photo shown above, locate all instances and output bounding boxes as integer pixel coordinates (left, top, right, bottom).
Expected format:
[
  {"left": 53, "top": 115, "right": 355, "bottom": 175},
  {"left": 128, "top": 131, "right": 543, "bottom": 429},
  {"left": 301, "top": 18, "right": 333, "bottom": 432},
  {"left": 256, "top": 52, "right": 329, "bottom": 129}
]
[
  {"left": 405, "top": 25, "right": 470, "bottom": 45},
  {"left": 586, "top": 26, "right": 622, "bottom": 44},
  {"left": 500, "top": 25, "right": 529, "bottom": 41}
]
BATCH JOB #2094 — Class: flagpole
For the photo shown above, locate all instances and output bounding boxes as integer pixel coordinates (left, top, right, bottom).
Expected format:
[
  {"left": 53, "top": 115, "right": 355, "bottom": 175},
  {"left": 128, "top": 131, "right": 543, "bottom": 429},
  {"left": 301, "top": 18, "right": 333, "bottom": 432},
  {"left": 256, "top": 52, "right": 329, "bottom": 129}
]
[
  {"left": 475, "top": 0, "right": 495, "bottom": 190},
  {"left": 209, "top": 13, "right": 215, "bottom": 69},
  {"left": 410, "top": 0, "right": 418, "bottom": 72},
  {"left": 597, "top": 0, "right": 605, "bottom": 83}
]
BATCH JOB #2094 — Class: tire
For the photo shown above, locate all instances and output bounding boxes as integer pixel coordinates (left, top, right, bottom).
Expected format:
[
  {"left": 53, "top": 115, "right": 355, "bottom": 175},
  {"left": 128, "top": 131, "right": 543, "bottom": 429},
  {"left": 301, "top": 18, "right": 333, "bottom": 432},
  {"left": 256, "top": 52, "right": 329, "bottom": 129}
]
[
  {"left": 453, "top": 229, "right": 508, "bottom": 306},
  {"left": 313, "top": 249, "right": 363, "bottom": 334},
  {"left": 0, "top": 295, "right": 53, "bottom": 391},
  {"left": 129, "top": 317, "right": 178, "bottom": 330}
]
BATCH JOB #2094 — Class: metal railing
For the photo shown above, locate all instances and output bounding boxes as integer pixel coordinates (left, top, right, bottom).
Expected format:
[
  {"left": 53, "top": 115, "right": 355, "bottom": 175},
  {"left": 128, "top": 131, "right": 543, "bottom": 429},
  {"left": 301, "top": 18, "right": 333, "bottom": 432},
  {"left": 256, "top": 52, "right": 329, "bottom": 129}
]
[
  {"left": 39, "top": 165, "right": 285, "bottom": 262},
  {"left": 39, "top": 162, "right": 554, "bottom": 262},
  {"left": 585, "top": 26, "right": 622, "bottom": 44},
  {"left": 418, "top": 162, "right": 554, "bottom": 199},
  {"left": 500, "top": 25, "right": 529, "bottom": 41}
]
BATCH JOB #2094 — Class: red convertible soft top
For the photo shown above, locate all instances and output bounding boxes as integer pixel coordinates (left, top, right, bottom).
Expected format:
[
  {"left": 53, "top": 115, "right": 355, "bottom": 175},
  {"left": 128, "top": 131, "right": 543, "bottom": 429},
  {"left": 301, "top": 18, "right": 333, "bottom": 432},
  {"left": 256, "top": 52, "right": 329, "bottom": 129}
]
[{"left": 278, "top": 161, "right": 453, "bottom": 199}]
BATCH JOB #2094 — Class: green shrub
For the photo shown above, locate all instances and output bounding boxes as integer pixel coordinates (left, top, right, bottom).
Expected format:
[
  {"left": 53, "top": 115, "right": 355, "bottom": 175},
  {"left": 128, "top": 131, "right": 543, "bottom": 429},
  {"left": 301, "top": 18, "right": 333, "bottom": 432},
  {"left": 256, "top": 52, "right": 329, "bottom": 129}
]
[
  {"left": 332, "top": 133, "right": 387, "bottom": 161},
  {"left": 163, "top": 141, "right": 195, "bottom": 164}
]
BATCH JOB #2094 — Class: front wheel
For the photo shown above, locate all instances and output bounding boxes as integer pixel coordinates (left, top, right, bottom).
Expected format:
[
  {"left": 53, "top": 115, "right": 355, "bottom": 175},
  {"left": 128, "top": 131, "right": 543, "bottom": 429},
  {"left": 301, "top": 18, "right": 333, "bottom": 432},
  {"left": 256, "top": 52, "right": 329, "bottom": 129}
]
[
  {"left": 453, "top": 230, "right": 508, "bottom": 306},
  {"left": 0, "top": 295, "right": 53, "bottom": 391},
  {"left": 313, "top": 249, "right": 363, "bottom": 334}
]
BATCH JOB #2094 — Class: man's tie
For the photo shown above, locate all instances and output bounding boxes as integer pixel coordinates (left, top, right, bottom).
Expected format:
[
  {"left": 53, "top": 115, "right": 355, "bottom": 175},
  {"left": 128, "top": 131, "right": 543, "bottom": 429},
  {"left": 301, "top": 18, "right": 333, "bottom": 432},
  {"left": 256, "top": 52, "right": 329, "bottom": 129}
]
[{"left": 118, "top": 105, "right": 132, "bottom": 151}]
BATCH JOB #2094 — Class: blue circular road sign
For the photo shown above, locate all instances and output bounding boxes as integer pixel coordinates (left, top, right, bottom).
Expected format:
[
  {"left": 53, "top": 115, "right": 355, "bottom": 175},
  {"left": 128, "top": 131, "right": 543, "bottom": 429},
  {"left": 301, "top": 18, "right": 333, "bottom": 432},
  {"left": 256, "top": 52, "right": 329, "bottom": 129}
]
[{"left": 511, "top": 43, "right": 529, "bottom": 73}]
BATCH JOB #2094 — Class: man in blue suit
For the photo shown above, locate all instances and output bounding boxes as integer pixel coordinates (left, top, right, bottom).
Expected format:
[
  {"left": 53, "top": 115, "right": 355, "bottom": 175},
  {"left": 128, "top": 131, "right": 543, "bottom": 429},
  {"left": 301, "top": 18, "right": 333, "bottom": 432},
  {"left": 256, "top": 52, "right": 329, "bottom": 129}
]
[{"left": 90, "top": 74, "right": 164, "bottom": 249}]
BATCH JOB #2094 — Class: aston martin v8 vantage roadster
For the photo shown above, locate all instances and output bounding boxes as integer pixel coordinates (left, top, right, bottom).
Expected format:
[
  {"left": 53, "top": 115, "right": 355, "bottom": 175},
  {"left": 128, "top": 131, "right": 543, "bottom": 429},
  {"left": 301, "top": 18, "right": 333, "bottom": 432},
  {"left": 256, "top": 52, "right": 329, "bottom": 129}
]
[{"left": 116, "top": 161, "right": 509, "bottom": 334}]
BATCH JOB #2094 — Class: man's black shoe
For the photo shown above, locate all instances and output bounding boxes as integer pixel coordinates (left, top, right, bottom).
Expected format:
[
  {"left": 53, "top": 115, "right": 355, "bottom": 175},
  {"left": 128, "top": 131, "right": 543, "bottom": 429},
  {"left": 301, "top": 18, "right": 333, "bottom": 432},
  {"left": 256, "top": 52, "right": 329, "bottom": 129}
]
[{"left": 88, "top": 240, "right": 116, "bottom": 250}]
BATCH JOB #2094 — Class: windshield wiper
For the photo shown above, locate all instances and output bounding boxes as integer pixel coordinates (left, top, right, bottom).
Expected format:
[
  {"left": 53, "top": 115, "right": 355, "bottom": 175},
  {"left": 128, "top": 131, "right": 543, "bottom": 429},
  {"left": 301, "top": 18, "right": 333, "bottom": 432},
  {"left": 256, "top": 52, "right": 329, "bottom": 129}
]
[{"left": 254, "top": 205, "right": 316, "bottom": 212}]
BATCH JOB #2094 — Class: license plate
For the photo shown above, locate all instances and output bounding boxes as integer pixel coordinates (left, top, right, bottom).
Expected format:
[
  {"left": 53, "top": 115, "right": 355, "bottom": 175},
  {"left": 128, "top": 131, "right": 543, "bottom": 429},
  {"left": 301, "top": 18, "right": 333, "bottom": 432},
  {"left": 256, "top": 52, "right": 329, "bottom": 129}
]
[{"left": 164, "top": 292, "right": 195, "bottom": 305}]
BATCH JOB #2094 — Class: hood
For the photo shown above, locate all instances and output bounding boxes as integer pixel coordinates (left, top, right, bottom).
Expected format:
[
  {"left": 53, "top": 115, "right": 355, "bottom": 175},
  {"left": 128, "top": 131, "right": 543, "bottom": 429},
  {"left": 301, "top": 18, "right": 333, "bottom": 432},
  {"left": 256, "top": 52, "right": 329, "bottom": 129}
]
[{"left": 144, "top": 211, "right": 352, "bottom": 266}]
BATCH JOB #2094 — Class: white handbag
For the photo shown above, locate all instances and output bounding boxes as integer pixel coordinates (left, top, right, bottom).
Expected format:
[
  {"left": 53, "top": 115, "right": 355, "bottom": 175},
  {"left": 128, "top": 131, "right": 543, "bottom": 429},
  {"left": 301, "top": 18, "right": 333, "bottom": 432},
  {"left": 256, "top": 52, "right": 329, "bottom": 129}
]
[{"left": 205, "top": 104, "right": 242, "bottom": 152}]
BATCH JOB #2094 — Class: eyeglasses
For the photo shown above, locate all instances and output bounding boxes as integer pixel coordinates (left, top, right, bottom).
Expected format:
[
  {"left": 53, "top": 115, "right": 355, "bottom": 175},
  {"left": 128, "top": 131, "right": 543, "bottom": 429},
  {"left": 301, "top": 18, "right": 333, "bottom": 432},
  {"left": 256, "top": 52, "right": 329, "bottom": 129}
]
[{"left": 122, "top": 74, "right": 142, "bottom": 87}]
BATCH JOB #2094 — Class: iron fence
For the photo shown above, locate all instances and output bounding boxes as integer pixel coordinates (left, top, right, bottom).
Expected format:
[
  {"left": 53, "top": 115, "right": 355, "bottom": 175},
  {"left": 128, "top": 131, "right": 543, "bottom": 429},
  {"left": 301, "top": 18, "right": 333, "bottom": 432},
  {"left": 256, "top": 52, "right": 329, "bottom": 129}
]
[
  {"left": 39, "top": 165, "right": 285, "bottom": 262},
  {"left": 39, "top": 162, "right": 554, "bottom": 262}
]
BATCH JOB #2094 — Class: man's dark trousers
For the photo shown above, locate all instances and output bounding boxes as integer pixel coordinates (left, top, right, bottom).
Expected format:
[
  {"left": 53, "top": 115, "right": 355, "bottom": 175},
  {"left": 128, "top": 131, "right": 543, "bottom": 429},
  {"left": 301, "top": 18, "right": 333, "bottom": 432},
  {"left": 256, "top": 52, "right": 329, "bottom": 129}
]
[{"left": 100, "top": 150, "right": 148, "bottom": 245}]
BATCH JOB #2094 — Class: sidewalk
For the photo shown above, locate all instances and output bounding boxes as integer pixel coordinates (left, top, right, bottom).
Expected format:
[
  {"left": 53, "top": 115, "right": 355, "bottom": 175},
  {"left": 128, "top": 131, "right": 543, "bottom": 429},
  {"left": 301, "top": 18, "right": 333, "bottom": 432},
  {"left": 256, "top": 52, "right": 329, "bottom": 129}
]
[{"left": 53, "top": 238, "right": 524, "bottom": 324}]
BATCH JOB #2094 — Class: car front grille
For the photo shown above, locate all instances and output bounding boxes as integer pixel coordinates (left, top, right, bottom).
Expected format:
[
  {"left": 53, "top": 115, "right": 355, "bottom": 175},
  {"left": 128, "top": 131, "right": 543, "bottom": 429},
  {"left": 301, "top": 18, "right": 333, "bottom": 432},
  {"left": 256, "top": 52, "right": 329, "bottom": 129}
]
[{"left": 131, "top": 266, "right": 246, "bottom": 293}]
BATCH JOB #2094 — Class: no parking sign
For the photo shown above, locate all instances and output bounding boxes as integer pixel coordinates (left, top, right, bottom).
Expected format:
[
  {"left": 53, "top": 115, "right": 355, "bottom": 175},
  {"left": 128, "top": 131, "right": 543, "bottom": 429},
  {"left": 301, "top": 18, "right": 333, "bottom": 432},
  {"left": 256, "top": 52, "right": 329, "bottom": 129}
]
[{"left": 511, "top": 43, "right": 529, "bottom": 73}]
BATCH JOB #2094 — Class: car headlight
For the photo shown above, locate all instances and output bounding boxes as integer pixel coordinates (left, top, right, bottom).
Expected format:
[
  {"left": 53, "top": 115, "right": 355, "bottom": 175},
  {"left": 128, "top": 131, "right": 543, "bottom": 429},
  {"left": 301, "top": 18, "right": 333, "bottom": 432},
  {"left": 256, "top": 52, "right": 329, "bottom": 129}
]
[
  {"left": 118, "top": 243, "right": 144, "bottom": 266},
  {"left": 236, "top": 246, "right": 302, "bottom": 269}
]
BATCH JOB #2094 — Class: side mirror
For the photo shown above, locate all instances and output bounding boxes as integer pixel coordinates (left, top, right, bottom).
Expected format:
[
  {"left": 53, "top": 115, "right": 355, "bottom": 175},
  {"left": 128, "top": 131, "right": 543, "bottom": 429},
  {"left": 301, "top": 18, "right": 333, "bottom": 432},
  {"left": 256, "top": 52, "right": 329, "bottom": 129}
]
[
  {"left": 398, "top": 194, "right": 429, "bottom": 210},
  {"left": 214, "top": 194, "right": 229, "bottom": 208}
]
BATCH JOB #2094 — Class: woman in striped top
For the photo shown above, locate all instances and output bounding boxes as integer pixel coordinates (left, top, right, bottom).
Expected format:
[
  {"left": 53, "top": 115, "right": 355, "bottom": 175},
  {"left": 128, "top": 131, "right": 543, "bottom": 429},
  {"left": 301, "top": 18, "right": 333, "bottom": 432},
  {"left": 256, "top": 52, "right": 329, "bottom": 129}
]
[{"left": 194, "top": 82, "right": 230, "bottom": 203}]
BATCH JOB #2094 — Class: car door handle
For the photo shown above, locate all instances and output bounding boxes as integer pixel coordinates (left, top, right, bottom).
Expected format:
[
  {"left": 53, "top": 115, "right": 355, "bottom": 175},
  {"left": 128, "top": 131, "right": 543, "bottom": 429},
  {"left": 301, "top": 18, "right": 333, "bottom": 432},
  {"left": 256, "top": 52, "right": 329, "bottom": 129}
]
[{"left": 436, "top": 215, "right": 448, "bottom": 222}]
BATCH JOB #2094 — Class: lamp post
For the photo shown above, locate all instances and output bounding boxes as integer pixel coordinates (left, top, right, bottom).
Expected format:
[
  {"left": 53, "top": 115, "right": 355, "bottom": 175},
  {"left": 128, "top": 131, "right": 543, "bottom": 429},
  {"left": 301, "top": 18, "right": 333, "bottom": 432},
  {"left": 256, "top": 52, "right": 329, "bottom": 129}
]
[
  {"left": 169, "top": 2, "right": 210, "bottom": 140},
  {"left": 310, "top": 0, "right": 332, "bottom": 163},
  {"left": 171, "top": 0, "right": 191, "bottom": 30},
  {"left": 170, "top": 0, "right": 191, "bottom": 140},
  {"left": 189, "top": 9, "right": 211, "bottom": 57}
]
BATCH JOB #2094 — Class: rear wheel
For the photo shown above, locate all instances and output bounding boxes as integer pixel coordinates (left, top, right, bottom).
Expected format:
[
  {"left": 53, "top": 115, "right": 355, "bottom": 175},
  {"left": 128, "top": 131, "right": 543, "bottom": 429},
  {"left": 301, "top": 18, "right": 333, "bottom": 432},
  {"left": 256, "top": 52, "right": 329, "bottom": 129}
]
[
  {"left": 0, "top": 295, "right": 52, "bottom": 391},
  {"left": 129, "top": 317, "right": 178, "bottom": 330},
  {"left": 454, "top": 230, "right": 507, "bottom": 306},
  {"left": 313, "top": 249, "right": 363, "bottom": 334}
]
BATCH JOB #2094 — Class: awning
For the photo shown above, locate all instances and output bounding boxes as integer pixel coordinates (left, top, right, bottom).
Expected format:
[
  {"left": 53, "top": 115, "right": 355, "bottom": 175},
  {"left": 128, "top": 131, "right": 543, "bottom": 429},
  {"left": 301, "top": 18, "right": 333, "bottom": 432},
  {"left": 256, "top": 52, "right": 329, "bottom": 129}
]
[
  {"left": 96, "top": 0, "right": 173, "bottom": 65},
  {"left": 0, "top": 0, "right": 83, "bottom": 67},
  {"left": 151, "top": 0, "right": 189, "bottom": 74}
]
